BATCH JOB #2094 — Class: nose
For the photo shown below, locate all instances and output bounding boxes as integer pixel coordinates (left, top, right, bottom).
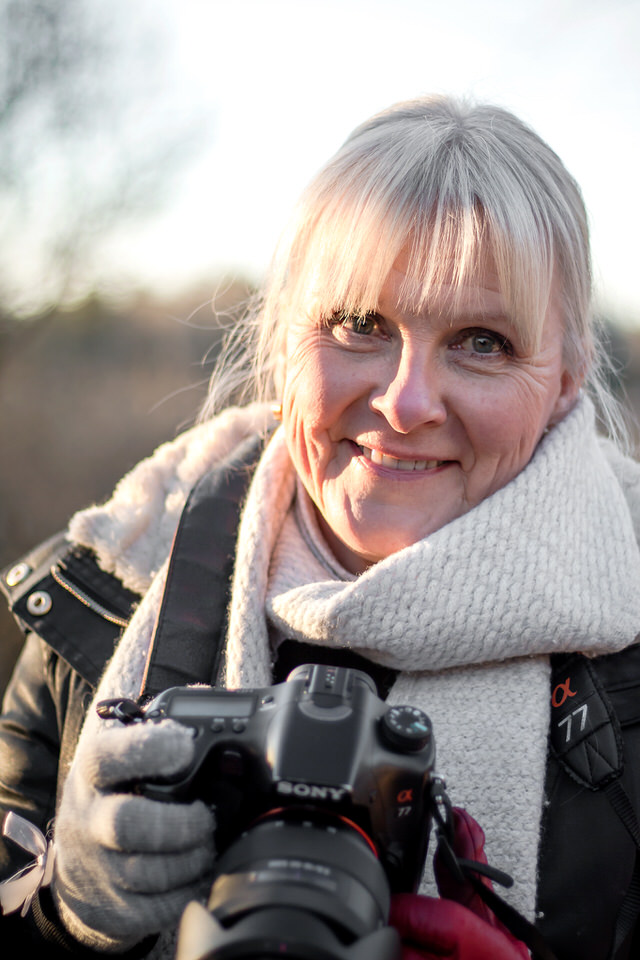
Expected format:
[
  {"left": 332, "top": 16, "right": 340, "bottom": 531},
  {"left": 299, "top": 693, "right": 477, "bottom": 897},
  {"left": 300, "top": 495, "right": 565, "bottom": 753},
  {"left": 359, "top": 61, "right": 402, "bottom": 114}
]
[{"left": 369, "top": 345, "right": 447, "bottom": 433}]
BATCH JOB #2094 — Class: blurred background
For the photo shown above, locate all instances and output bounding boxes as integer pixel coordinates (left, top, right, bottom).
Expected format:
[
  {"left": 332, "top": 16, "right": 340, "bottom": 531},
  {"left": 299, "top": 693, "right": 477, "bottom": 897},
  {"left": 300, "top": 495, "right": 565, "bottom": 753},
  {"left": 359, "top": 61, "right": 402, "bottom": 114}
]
[{"left": 1, "top": 0, "right": 639, "bottom": 693}]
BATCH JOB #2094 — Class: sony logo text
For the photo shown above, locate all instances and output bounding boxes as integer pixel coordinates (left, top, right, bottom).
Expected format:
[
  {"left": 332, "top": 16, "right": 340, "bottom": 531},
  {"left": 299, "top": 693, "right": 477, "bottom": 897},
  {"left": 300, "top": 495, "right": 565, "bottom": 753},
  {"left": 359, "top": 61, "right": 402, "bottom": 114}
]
[{"left": 276, "top": 781, "right": 347, "bottom": 802}]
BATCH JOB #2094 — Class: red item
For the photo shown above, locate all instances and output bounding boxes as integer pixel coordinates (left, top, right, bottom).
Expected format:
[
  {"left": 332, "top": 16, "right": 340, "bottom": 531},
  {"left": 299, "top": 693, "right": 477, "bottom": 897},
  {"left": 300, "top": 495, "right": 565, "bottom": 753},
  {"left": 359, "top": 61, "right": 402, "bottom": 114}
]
[{"left": 389, "top": 808, "right": 530, "bottom": 959}]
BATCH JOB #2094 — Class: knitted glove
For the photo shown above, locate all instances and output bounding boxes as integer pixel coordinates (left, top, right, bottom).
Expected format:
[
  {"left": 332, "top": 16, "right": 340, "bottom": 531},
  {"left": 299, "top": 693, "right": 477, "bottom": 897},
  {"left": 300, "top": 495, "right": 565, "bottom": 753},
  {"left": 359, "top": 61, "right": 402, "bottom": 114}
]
[
  {"left": 52, "top": 719, "right": 216, "bottom": 953},
  {"left": 390, "top": 808, "right": 530, "bottom": 960}
]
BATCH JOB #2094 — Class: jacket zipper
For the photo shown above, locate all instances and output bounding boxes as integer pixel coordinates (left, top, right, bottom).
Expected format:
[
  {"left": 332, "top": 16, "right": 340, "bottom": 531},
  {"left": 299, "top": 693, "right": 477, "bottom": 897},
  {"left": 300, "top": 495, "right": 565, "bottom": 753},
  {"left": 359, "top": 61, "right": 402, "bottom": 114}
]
[{"left": 50, "top": 565, "right": 130, "bottom": 628}]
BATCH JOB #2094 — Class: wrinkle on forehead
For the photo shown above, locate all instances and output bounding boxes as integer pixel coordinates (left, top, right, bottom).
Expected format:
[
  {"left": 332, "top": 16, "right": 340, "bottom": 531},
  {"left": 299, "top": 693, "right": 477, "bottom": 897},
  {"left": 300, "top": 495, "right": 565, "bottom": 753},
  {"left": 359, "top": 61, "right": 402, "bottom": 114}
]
[{"left": 387, "top": 250, "right": 506, "bottom": 317}]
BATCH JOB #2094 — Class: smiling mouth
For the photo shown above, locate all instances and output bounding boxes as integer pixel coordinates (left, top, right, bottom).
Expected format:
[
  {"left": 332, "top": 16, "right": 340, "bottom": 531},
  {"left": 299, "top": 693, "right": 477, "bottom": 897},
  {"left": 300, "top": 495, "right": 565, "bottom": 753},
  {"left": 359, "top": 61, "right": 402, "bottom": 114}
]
[{"left": 359, "top": 445, "right": 446, "bottom": 472}]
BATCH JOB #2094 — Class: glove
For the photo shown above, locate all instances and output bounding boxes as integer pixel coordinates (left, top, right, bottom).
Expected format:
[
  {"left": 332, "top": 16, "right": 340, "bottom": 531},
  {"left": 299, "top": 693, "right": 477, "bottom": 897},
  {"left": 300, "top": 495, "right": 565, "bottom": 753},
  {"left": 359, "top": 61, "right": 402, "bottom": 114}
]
[
  {"left": 434, "top": 807, "right": 521, "bottom": 926},
  {"left": 390, "top": 808, "right": 530, "bottom": 960},
  {"left": 52, "top": 719, "right": 216, "bottom": 952},
  {"left": 389, "top": 896, "right": 529, "bottom": 960}
]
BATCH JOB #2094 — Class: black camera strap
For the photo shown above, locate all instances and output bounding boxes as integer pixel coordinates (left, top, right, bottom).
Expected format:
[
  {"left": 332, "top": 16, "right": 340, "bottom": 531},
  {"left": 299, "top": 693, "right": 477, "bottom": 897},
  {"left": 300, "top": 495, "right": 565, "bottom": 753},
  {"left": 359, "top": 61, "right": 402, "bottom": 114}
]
[
  {"left": 549, "top": 654, "right": 640, "bottom": 959},
  {"left": 139, "top": 432, "right": 266, "bottom": 699}
]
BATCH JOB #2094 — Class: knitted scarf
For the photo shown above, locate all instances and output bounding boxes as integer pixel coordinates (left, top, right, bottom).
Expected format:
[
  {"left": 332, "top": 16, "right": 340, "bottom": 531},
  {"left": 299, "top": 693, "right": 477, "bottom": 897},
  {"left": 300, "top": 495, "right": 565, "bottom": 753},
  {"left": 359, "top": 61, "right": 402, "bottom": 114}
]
[{"left": 67, "top": 396, "right": 640, "bottom": 955}]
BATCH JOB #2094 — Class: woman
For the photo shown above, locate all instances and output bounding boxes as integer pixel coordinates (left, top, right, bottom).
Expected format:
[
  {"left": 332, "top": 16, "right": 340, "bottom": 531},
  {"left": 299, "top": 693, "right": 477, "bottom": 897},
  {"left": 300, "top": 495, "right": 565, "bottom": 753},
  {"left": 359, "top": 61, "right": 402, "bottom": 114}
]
[{"left": 2, "top": 95, "right": 640, "bottom": 959}]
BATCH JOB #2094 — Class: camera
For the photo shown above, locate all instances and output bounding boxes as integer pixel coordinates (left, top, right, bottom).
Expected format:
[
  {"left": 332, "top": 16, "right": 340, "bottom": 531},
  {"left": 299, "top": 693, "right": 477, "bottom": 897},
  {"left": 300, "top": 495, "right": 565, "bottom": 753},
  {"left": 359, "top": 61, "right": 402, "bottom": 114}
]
[{"left": 127, "top": 664, "right": 437, "bottom": 960}]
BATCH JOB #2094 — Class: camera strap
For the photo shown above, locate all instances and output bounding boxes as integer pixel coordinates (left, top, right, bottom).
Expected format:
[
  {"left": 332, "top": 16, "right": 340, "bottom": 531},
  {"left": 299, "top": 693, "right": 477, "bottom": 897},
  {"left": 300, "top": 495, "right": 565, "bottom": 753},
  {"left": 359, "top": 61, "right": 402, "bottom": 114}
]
[
  {"left": 139, "top": 432, "right": 266, "bottom": 699},
  {"left": 549, "top": 653, "right": 640, "bottom": 959}
]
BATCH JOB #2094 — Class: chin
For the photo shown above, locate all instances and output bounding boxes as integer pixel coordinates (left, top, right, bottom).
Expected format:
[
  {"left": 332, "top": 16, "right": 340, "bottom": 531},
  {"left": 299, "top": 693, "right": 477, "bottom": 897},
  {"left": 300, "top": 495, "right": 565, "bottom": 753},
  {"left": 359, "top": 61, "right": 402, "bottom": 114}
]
[
  {"left": 350, "top": 530, "right": 428, "bottom": 567},
  {"left": 356, "top": 515, "right": 459, "bottom": 560}
]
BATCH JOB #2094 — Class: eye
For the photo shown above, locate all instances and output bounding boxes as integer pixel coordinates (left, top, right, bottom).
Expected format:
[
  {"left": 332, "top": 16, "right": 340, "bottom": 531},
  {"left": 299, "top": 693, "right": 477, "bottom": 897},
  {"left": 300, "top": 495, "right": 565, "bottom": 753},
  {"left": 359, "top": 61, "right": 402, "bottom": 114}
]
[
  {"left": 452, "top": 329, "right": 513, "bottom": 356},
  {"left": 348, "top": 314, "right": 377, "bottom": 335},
  {"left": 325, "top": 311, "right": 389, "bottom": 343},
  {"left": 329, "top": 311, "right": 380, "bottom": 335}
]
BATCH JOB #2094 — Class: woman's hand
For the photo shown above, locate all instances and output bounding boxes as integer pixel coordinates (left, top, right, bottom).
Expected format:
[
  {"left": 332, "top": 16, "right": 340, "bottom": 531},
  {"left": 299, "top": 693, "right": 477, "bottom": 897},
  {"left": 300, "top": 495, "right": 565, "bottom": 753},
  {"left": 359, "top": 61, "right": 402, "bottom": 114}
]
[
  {"left": 390, "top": 808, "right": 530, "bottom": 959},
  {"left": 52, "top": 719, "right": 215, "bottom": 952},
  {"left": 390, "top": 895, "right": 530, "bottom": 960}
]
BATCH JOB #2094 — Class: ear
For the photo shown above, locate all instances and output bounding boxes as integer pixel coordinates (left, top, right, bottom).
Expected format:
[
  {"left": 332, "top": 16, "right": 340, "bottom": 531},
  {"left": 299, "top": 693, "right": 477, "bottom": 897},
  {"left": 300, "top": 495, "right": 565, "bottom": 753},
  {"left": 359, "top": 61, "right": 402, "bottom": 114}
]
[{"left": 548, "top": 368, "right": 584, "bottom": 428}]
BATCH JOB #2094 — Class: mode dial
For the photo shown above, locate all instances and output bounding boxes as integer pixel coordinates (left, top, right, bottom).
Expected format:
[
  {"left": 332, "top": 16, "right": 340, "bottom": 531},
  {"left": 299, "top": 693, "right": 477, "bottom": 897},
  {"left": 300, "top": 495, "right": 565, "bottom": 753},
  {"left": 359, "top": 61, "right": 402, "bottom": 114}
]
[{"left": 381, "top": 706, "right": 432, "bottom": 753}]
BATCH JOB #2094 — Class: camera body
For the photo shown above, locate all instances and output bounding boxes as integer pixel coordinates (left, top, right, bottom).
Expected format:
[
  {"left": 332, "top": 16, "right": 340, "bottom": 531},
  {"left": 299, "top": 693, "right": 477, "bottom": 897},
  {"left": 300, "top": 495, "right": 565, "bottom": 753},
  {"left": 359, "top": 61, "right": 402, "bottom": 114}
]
[
  {"left": 141, "top": 663, "right": 435, "bottom": 895},
  {"left": 114, "top": 664, "right": 438, "bottom": 958}
]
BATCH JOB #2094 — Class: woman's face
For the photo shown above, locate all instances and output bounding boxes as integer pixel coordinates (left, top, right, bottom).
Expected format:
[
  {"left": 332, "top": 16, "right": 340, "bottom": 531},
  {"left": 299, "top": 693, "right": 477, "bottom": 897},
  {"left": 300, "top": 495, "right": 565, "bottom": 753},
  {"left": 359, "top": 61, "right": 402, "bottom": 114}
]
[{"left": 281, "top": 253, "right": 579, "bottom": 574}]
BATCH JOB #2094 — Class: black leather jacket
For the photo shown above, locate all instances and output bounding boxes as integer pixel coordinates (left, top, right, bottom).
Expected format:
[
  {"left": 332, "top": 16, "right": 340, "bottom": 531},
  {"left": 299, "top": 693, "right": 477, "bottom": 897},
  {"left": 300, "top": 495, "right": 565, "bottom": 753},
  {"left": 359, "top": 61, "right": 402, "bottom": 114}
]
[{"left": 2, "top": 492, "right": 640, "bottom": 958}]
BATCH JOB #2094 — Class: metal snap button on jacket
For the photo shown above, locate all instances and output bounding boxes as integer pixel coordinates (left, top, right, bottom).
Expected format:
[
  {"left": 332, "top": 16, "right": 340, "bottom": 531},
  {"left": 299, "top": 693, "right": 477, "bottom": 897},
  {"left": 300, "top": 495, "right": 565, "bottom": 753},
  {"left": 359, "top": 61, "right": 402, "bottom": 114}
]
[
  {"left": 26, "top": 591, "right": 53, "bottom": 616},
  {"left": 5, "top": 563, "right": 31, "bottom": 587}
]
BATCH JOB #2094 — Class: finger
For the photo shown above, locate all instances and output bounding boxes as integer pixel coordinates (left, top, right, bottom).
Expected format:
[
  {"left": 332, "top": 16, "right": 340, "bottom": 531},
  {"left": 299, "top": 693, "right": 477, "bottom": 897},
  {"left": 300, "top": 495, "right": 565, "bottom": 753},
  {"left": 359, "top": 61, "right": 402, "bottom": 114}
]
[
  {"left": 106, "top": 843, "right": 215, "bottom": 893},
  {"left": 434, "top": 808, "right": 496, "bottom": 922},
  {"left": 390, "top": 895, "right": 456, "bottom": 953},
  {"left": 92, "top": 795, "right": 215, "bottom": 853},
  {"left": 85, "top": 721, "right": 196, "bottom": 791},
  {"left": 451, "top": 808, "right": 488, "bottom": 864}
]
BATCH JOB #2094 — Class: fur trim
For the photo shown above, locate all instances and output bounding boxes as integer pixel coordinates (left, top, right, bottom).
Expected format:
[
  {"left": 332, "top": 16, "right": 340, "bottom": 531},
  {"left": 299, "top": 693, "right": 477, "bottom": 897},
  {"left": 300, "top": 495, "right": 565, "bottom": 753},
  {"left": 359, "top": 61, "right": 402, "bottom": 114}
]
[{"left": 68, "top": 403, "right": 273, "bottom": 594}]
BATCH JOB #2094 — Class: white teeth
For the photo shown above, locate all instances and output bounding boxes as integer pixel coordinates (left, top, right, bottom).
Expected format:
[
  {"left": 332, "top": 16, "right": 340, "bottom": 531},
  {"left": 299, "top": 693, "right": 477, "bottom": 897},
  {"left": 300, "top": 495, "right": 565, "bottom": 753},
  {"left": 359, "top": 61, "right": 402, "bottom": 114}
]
[{"left": 360, "top": 447, "right": 443, "bottom": 472}]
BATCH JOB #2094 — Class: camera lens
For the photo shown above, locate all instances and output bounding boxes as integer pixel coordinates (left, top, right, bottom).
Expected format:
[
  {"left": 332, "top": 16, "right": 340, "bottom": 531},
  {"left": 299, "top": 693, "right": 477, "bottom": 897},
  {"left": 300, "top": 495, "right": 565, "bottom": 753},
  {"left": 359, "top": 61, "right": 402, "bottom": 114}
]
[{"left": 176, "top": 813, "right": 401, "bottom": 960}]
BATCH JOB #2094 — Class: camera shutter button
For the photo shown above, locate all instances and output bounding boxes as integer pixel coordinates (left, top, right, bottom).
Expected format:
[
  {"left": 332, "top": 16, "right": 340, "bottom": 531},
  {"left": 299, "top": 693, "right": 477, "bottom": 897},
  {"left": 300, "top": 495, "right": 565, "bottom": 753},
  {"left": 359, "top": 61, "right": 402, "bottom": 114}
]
[{"left": 381, "top": 706, "right": 432, "bottom": 752}]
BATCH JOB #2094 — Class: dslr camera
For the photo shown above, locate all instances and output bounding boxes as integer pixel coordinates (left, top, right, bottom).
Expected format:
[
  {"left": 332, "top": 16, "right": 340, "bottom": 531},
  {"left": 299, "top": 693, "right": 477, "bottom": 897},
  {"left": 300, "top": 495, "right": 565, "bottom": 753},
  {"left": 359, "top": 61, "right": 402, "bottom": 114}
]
[{"left": 119, "top": 664, "right": 437, "bottom": 960}]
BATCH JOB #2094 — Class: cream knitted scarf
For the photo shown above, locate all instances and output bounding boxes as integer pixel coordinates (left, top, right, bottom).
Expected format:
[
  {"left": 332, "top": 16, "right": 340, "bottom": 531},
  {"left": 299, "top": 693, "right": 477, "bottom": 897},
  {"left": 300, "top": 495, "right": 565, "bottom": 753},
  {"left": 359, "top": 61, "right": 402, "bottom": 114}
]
[{"left": 68, "top": 396, "right": 640, "bottom": 955}]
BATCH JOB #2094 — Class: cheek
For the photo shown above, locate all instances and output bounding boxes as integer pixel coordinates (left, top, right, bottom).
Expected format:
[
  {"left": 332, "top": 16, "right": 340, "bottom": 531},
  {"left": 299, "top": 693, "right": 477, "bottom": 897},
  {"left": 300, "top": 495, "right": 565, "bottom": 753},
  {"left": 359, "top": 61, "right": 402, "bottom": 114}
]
[
  {"left": 462, "top": 377, "right": 557, "bottom": 472},
  {"left": 281, "top": 344, "right": 334, "bottom": 483},
  {"left": 282, "top": 333, "right": 358, "bottom": 434},
  {"left": 283, "top": 349, "right": 327, "bottom": 438}
]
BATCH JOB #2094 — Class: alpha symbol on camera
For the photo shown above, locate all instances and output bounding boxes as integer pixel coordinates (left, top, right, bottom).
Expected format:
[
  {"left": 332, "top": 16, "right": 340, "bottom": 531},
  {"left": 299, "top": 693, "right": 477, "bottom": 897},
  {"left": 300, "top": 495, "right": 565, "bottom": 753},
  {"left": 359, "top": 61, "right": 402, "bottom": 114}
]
[
  {"left": 397, "top": 789, "right": 414, "bottom": 803},
  {"left": 551, "top": 677, "right": 577, "bottom": 708}
]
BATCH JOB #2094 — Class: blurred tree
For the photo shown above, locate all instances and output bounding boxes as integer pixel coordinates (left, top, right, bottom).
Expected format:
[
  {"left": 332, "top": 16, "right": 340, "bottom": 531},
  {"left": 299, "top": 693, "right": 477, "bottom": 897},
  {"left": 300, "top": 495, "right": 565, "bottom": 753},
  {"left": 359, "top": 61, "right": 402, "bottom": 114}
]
[{"left": 0, "top": 0, "right": 212, "bottom": 316}]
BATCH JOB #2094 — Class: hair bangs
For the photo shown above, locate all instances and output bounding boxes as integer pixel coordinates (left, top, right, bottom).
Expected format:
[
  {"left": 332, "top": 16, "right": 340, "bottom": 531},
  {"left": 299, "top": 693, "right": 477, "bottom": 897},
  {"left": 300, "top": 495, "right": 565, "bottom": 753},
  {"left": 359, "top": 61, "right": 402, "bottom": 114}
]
[
  {"left": 402, "top": 165, "right": 556, "bottom": 355},
  {"left": 279, "top": 113, "right": 558, "bottom": 354},
  {"left": 282, "top": 170, "right": 417, "bottom": 324}
]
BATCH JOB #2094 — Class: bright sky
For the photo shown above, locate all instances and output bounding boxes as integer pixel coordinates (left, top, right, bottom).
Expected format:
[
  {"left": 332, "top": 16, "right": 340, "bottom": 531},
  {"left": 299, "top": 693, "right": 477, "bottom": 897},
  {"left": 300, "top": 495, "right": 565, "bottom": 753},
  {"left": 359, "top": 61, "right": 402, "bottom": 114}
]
[{"left": 106, "top": 0, "right": 640, "bottom": 324}]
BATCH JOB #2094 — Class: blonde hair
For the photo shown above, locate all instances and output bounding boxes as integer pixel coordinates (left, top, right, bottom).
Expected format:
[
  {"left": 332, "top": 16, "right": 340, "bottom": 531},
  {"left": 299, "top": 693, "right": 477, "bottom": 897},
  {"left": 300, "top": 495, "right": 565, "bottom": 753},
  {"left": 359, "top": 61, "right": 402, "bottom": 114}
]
[{"left": 202, "top": 95, "right": 621, "bottom": 438}]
